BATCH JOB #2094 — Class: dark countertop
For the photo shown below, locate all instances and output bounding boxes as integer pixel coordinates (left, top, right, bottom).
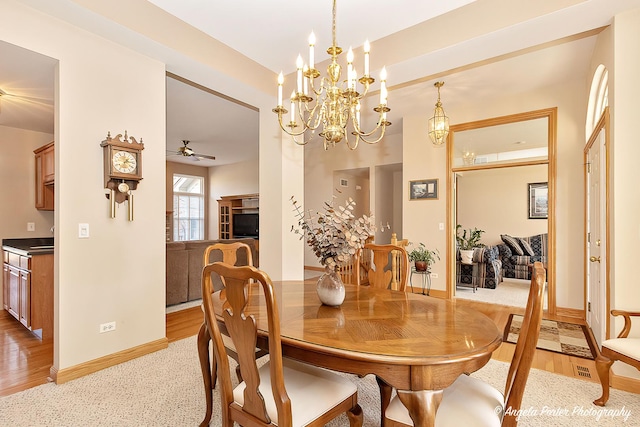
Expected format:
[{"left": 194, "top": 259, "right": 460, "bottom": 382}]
[{"left": 3, "top": 238, "right": 54, "bottom": 256}]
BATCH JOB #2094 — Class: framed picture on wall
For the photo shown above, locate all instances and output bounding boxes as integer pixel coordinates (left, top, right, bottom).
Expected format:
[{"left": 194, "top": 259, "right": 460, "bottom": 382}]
[
  {"left": 410, "top": 179, "right": 438, "bottom": 200},
  {"left": 528, "top": 182, "right": 548, "bottom": 219}
]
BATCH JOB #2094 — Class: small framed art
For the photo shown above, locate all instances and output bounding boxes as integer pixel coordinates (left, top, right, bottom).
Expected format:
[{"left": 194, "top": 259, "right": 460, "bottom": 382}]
[
  {"left": 528, "top": 182, "right": 548, "bottom": 219},
  {"left": 410, "top": 179, "right": 438, "bottom": 200}
]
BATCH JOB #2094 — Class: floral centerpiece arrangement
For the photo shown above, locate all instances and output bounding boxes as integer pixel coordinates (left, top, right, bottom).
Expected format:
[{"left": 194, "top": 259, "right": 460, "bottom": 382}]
[{"left": 290, "top": 195, "right": 376, "bottom": 271}]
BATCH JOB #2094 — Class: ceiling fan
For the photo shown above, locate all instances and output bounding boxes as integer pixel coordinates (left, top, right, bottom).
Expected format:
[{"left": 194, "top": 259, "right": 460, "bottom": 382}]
[
  {"left": 169, "top": 140, "right": 216, "bottom": 161},
  {"left": 0, "top": 88, "right": 54, "bottom": 113}
]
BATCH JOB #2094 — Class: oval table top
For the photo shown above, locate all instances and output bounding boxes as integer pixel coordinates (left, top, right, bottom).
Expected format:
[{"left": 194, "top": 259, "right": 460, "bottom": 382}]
[{"left": 214, "top": 280, "right": 501, "bottom": 370}]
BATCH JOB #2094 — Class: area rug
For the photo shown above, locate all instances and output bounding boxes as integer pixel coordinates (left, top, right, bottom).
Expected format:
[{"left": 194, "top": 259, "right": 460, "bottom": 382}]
[{"left": 504, "top": 314, "right": 597, "bottom": 359}]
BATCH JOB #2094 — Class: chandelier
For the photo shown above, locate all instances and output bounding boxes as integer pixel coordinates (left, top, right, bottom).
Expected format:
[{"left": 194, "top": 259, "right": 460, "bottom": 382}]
[
  {"left": 428, "top": 81, "right": 449, "bottom": 146},
  {"left": 462, "top": 149, "right": 476, "bottom": 165},
  {"left": 272, "top": 0, "right": 390, "bottom": 150}
]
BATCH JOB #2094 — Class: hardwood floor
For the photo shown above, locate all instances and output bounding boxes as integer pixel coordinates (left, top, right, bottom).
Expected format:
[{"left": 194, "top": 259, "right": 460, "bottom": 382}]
[{"left": 0, "top": 297, "right": 597, "bottom": 398}]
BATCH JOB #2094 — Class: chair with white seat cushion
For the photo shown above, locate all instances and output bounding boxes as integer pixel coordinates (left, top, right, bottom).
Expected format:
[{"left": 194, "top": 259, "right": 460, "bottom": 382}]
[
  {"left": 198, "top": 242, "right": 268, "bottom": 427},
  {"left": 201, "top": 261, "right": 363, "bottom": 427},
  {"left": 593, "top": 310, "right": 640, "bottom": 406},
  {"left": 385, "top": 262, "right": 546, "bottom": 427}
]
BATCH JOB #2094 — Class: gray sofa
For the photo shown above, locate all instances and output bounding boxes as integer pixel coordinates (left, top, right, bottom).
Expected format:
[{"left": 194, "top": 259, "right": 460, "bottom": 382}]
[
  {"left": 497, "top": 233, "right": 547, "bottom": 280},
  {"left": 166, "top": 238, "right": 258, "bottom": 306}
]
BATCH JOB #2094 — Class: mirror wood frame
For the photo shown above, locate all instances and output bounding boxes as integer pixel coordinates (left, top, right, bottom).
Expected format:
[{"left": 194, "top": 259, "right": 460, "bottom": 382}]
[{"left": 446, "top": 107, "right": 557, "bottom": 314}]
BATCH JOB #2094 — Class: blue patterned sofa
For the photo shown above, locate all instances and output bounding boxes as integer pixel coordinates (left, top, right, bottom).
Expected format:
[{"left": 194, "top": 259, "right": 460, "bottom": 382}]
[
  {"left": 498, "top": 233, "right": 548, "bottom": 280},
  {"left": 457, "top": 245, "right": 503, "bottom": 289}
]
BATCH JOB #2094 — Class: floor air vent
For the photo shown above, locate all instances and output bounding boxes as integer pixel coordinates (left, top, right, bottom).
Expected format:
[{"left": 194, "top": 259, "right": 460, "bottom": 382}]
[{"left": 573, "top": 364, "right": 594, "bottom": 380}]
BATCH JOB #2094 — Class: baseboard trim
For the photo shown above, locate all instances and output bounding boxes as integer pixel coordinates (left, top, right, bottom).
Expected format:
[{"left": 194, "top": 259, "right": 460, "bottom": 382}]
[
  {"left": 407, "top": 288, "right": 447, "bottom": 298},
  {"left": 52, "top": 338, "right": 169, "bottom": 384},
  {"left": 556, "top": 306, "right": 584, "bottom": 319},
  {"left": 612, "top": 372, "right": 640, "bottom": 394}
]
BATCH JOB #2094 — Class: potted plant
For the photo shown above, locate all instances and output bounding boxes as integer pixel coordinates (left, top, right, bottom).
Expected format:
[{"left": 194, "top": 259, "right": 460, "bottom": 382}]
[
  {"left": 407, "top": 243, "right": 440, "bottom": 271},
  {"left": 456, "top": 225, "right": 485, "bottom": 264}
]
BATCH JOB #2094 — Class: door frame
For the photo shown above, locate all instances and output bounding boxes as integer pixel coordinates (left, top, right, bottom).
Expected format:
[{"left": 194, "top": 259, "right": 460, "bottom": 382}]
[
  {"left": 584, "top": 107, "right": 610, "bottom": 341},
  {"left": 446, "top": 108, "right": 557, "bottom": 314}
]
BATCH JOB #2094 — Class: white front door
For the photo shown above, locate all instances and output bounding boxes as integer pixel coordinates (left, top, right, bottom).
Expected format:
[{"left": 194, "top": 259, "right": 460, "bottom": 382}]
[{"left": 586, "top": 126, "right": 607, "bottom": 346}]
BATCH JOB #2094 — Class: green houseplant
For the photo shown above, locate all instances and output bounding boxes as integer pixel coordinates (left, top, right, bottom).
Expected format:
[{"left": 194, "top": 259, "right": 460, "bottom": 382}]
[
  {"left": 407, "top": 243, "right": 440, "bottom": 271},
  {"left": 456, "top": 225, "right": 485, "bottom": 264}
]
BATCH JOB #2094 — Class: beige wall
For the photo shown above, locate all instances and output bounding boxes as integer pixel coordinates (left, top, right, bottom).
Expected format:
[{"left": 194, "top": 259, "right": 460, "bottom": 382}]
[
  {"left": 457, "top": 165, "right": 548, "bottom": 246},
  {"left": 302, "top": 133, "right": 403, "bottom": 267},
  {"left": 403, "top": 78, "right": 587, "bottom": 309},
  {"left": 0, "top": 126, "right": 54, "bottom": 307},
  {"left": 1, "top": 2, "right": 167, "bottom": 371},
  {"left": 609, "top": 10, "right": 640, "bottom": 341}
]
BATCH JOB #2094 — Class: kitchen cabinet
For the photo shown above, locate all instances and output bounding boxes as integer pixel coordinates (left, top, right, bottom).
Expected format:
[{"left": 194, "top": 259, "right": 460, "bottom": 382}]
[
  {"left": 34, "top": 141, "right": 54, "bottom": 210},
  {"left": 2, "top": 246, "right": 53, "bottom": 340}
]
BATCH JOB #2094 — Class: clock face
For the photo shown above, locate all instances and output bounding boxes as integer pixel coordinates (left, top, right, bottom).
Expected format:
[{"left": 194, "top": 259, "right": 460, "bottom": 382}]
[{"left": 112, "top": 150, "right": 137, "bottom": 174}]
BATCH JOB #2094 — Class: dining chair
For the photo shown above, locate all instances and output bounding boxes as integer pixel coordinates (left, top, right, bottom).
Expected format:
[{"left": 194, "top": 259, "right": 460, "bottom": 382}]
[
  {"left": 198, "top": 242, "right": 268, "bottom": 427},
  {"left": 384, "top": 262, "right": 547, "bottom": 427},
  {"left": 201, "top": 262, "right": 364, "bottom": 427},
  {"left": 593, "top": 309, "right": 640, "bottom": 406},
  {"left": 362, "top": 243, "right": 410, "bottom": 291}
]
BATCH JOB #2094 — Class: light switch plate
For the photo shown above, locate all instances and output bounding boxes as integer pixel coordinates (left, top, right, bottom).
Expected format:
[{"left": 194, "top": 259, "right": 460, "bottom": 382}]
[
  {"left": 78, "top": 223, "right": 90, "bottom": 238},
  {"left": 27, "top": 222, "right": 35, "bottom": 232}
]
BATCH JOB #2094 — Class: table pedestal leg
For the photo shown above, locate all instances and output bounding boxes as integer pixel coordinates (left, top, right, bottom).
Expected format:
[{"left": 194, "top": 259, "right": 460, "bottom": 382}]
[
  {"left": 376, "top": 376, "right": 392, "bottom": 426},
  {"left": 397, "top": 389, "right": 443, "bottom": 427}
]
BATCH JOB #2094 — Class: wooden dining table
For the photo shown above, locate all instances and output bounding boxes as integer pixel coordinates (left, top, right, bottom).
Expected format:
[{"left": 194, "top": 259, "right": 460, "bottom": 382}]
[{"left": 208, "top": 280, "right": 502, "bottom": 427}]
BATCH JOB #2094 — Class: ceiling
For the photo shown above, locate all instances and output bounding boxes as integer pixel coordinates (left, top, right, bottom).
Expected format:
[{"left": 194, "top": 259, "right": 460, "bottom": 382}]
[{"left": 2, "top": 0, "right": 640, "bottom": 167}]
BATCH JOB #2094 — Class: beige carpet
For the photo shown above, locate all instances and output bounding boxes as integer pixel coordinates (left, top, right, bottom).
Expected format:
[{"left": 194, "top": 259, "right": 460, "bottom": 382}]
[
  {"left": 456, "top": 278, "right": 546, "bottom": 308},
  {"left": 1, "top": 336, "right": 638, "bottom": 426}
]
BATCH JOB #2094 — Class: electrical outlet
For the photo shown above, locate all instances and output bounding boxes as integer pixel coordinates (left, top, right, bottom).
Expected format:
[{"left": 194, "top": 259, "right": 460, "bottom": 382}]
[
  {"left": 27, "top": 222, "right": 35, "bottom": 232},
  {"left": 99, "top": 321, "right": 116, "bottom": 333},
  {"left": 438, "top": 223, "right": 444, "bottom": 231},
  {"left": 431, "top": 273, "right": 439, "bottom": 279}
]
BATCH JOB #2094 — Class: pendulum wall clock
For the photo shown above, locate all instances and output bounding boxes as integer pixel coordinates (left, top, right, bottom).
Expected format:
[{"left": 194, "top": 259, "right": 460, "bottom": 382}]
[{"left": 100, "top": 130, "right": 144, "bottom": 220}]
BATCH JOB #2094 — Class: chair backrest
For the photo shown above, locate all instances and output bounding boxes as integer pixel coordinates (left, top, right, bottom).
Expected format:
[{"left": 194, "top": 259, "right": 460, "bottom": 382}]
[
  {"left": 363, "top": 243, "right": 410, "bottom": 291},
  {"left": 203, "top": 242, "right": 254, "bottom": 292},
  {"left": 201, "top": 262, "right": 291, "bottom": 426},
  {"left": 502, "top": 261, "right": 546, "bottom": 427},
  {"left": 203, "top": 242, "right": 253, "bottom": 267}
]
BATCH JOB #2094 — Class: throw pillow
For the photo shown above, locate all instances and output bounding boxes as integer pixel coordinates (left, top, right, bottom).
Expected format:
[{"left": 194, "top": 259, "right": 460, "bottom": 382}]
[
  {"left": 518, "top": 238, "right": 536, "bottom": 256},
  {"left": 501, "top": 234, "right": 524, "bottom": 256}
]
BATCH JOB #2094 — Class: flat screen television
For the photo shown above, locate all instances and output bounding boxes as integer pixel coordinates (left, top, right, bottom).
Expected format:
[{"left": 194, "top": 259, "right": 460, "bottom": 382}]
[{"left": 233, "top": 213, "right": 259, "bottom": 238}]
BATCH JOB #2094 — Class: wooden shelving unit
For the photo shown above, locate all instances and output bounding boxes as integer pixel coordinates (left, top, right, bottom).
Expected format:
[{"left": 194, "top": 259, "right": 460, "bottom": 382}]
[{"left": 217, "top": 193, "right": 259, "bottom": 239}]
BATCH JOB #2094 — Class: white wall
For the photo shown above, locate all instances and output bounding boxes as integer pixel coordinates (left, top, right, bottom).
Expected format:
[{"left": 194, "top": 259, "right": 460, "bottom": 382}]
[{"left": 457, "top": 165, "right": 548, "bottom": 246}]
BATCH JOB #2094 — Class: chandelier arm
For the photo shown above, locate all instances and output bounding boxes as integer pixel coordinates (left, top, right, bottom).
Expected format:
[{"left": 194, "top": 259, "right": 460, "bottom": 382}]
[
  {"left": 276, "top": 112, "right": 309, "bottom": 138},
  {"left": 351, "top": 125, "right": 387, "bottom": 145},
  {"left": 343, "top": 131, "right": 360, "bottom": 151},
  {"left": 291, "top": 133, "right": 309, "bottom": 146},
  {"left": 301, "top": 102, "right": 324, "bottom": 131}
]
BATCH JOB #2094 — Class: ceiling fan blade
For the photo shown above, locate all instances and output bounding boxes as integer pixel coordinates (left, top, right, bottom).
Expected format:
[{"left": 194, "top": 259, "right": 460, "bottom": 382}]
[{"left": 194, "top": 153, "right": 216, "bottom": 160}]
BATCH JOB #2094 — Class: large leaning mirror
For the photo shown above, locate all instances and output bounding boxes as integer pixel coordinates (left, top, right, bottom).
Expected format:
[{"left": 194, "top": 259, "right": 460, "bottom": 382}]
[{"left": 447, "top": 108, "right": 557, "bottom": 313}]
